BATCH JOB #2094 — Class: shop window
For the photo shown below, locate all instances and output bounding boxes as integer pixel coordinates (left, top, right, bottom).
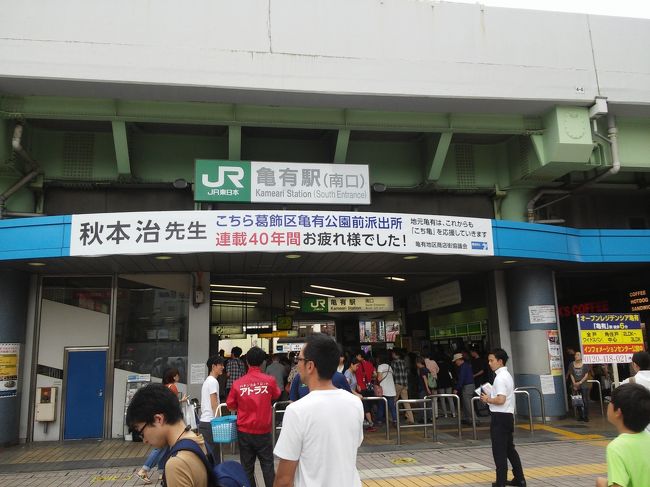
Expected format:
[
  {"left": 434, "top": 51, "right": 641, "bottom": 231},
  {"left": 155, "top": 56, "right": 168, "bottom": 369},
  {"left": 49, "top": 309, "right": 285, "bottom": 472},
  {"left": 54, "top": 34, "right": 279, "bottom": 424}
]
[
  {"left": 114, "top": 277, "right": 189, "bottom": 378},
  {"left": 41, "top": 276, "right": 111, "bottom": 314}
]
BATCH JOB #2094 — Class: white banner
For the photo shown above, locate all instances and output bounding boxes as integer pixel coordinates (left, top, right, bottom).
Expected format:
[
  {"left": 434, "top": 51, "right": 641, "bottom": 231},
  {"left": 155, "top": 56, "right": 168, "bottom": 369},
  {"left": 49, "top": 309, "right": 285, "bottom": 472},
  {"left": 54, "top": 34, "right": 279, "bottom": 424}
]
[{"left": 69, "top": 210, "right": 494, "bottom": 257}]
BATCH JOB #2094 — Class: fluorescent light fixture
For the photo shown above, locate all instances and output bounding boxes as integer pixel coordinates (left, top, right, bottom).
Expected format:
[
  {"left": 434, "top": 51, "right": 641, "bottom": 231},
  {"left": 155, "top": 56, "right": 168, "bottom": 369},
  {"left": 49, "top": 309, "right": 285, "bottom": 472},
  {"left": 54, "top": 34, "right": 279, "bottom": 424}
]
[
  {"left": 211, "top": 299, "right": 258, "bottom": 305},
  {"left": 291, "top": 300, "right": 300, "bottom": 305},
  {"left": 211, "top": 290, "right": 263, "bottom": 295},
  {"left": 288, "top": 305, "right": 300, "bottom": 309},
  {"left": 503, "top": 260, "right": 517, "bottom": 264},
  {"left": 154, "top": 255, "right": 173, "bottom": 260},
  {"left": 211, "top": 304, "right": 256, "bottom": 308},
  {"left": 384, "top": 276, "right": 406, "bottom": 282},
  {"left": 310, "top": 285, "right": 370, "bottom": 296},
  {"left": 285, "top": 254, "right": 302, "bottom": 259},
  {"left": 27, "top": 262, "right": 47, "bottom": 267},
  {"left": 403, "top": 255, "right": 419, "bottom": 260},
  {"left": 211, "top": 284, "right": 266, "bottom": 290},
  {"left": 303, "top": 290, "right": 335, "bottom": 298}
]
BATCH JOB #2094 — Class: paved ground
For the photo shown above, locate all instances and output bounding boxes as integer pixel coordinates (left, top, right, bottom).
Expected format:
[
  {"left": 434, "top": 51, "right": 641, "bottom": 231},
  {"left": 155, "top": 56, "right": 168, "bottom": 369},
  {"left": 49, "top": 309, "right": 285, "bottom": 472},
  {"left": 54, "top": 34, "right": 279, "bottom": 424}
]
[
  {"left": 0, "top": 439, "right": 608, "bottom": 486},
  {"left": 0, "top": 414, "right": 615, "bottom": 486}
]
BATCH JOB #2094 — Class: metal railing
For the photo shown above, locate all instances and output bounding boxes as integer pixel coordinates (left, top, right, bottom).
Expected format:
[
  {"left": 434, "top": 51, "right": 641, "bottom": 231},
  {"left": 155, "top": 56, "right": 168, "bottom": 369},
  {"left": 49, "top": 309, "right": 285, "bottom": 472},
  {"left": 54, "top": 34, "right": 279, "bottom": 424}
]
[
  {"left": 587, "top": 379, "right": 605, "bottom": 417},
  {"left": 271, "top": 400, "right": 291, "bottom": 445},
  {"left": 396, "top": 398, "right": 432, "bottom": 445},
  {"left": 514, "top": 386, "right": 546, "bottom": 424},
  {"left": 513, "top": 390, "right": 534, "bottom": 437},
  {"left": 426, "top": 393, "right": 462, "bottom": 441},
  {"left": 470, "top": 396, "right": 482, "bottom": 440},
  {"left": 361, "top": 396, "right": 390, "bottom": 440}
]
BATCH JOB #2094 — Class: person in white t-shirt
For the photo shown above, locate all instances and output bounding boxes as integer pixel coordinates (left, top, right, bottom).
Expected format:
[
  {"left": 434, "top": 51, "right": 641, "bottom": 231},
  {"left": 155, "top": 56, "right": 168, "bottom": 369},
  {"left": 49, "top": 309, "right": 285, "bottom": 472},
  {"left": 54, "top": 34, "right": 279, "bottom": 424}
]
[
  {"left": 480, "top": 348, "right": 526, "bottom": 487},
  {"left": 199, "top": 355, "right": 225, "bottom": 464},
  {"left": 376, "top": 354, "right": 398, "bottom": 425},
  {"left": 273, "top": 334, "right": 364, "bottom": 487}
]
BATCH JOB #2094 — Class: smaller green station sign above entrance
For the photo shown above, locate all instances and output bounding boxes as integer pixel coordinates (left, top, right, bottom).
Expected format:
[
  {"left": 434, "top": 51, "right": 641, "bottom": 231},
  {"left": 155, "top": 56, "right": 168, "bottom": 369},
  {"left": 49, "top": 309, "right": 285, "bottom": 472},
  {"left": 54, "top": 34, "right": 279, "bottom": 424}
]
[
  {"left": 194, "top": 159, "right": 370, "bottom": 204},
  {"left": 301, "top": 296, "right": 394, "bottom": 313}
]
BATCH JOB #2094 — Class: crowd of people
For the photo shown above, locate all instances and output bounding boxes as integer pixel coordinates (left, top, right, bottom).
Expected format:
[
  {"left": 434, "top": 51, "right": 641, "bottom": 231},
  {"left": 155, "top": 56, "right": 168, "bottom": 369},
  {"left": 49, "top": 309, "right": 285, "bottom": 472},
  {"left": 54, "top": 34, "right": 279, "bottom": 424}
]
[
  {"left": 126, "top": 341, "right": 497, "bottom": 486},
  {"left": 125, "top": 341, "right": 650, "bottom": 487}
]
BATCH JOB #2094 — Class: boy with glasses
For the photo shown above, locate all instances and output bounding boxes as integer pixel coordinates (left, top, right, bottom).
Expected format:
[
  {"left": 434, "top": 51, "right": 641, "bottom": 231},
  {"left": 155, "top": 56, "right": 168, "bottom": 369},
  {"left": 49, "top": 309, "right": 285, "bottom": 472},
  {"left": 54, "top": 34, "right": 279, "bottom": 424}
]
[{"left": 127, "top": 383, "right": 208, "bottom": 487}]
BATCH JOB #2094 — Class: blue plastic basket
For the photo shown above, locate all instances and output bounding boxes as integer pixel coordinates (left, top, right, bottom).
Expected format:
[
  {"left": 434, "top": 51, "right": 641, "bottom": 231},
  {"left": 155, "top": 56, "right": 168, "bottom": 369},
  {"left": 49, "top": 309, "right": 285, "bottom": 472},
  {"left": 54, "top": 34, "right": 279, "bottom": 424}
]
[{"left": 211, "top": 415, "right": 238, "bottom": 443}]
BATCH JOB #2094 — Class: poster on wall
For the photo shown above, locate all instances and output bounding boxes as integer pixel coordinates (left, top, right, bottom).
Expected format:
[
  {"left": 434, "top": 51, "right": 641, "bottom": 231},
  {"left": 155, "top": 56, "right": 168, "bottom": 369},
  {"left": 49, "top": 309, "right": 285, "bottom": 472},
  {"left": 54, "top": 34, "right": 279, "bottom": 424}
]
[
  {"left": 529, "top": 305, "right": 557, "bottom": 325},
  {"left": 0, "top": 343, "right": 19, "bottom": 398},
  {"left": 546, "top": 330, "right": 563, "bottom": 376},
  {"left": 386, "top": 321, "right": 401, "bottom": 342},
  {"left": 359, "top": 320, "right": 386, "bottom": 343}
]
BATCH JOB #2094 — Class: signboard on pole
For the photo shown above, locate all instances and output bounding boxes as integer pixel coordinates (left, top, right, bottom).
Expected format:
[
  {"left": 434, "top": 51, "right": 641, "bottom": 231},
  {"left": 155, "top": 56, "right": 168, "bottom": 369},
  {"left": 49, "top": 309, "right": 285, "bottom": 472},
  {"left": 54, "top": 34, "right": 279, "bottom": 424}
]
[
  {"left": 195, "top": 160, "right": 371, "bottom": 205},
  {"left": 577, "top": 313, "right": 645, "bottom": 364}
]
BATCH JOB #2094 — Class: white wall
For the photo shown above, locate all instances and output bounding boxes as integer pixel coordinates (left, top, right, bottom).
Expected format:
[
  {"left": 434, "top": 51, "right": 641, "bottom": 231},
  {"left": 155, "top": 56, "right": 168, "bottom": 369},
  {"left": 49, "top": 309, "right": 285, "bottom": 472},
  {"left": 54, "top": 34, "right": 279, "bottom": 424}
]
[
  {"left": 0, "top": 0, "right": 648, "bottom": 107},
  {"left": 32, "top": 299, "right": 109, "bottom": 441}
]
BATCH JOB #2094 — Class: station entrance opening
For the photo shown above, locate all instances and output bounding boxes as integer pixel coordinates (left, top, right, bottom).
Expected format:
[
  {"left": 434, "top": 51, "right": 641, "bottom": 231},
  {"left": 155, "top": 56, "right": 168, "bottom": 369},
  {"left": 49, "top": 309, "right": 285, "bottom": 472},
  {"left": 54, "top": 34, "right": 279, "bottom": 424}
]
[{"left": 207, "top": 271, "right": 493, "bottom": 360}]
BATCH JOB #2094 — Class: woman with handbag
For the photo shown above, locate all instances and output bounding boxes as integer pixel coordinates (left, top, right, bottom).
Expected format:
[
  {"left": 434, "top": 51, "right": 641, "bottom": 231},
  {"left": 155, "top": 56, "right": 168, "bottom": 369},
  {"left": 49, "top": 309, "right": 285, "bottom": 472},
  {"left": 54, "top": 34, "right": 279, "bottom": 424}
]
[
  {"left": 375, "top": 354, "right": 398, "bottom": 425},
  {"left": 568, "top": 351, "right": 591, "bottom": 422}
]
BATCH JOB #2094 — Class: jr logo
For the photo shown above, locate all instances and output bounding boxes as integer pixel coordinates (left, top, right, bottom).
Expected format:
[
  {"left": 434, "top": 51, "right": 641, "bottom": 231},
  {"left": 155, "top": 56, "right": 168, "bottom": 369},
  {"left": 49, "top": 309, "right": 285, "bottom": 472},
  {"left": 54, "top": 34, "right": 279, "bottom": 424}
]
[
  {"left": 202, "top": 166, "right": 245, "bottom": 188},
  {"left": 311, "top": 299, "right": 326, "bottom": 310}
]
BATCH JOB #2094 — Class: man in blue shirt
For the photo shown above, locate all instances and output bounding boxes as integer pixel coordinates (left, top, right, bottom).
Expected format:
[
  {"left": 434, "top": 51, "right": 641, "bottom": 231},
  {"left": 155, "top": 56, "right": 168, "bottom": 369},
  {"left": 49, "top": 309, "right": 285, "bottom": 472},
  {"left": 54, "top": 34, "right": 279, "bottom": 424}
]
[
  {"left": 289, "top": 371, "right": 351, "bottom": 401},
  {"left": 452, "top": 352, "right": 477, "bottom": 425}
]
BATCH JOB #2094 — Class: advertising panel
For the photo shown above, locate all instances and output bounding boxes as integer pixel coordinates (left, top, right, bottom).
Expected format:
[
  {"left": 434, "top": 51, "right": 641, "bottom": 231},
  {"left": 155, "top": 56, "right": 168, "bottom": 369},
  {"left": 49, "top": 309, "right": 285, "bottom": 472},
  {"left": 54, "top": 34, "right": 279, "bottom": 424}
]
[
  {"left": 359, "top": 320, "right": 386, "bottom": 343},
  {"left": 546, "top": 330, "right": 563, "bottom": 376},
  {"left": 0, "top": 343, "right": 19, "bottom": 398},
  {"left": 577, "top": 313, "right": 645, "bottom": 364}
]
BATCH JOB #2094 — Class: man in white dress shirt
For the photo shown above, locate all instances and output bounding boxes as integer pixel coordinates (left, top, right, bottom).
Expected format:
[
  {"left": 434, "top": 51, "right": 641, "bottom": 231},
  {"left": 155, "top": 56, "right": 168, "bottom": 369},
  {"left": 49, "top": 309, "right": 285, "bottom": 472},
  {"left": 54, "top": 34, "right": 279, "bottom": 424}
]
[{"left": 480, "top": 348, "right": 526, "bottom": 487}]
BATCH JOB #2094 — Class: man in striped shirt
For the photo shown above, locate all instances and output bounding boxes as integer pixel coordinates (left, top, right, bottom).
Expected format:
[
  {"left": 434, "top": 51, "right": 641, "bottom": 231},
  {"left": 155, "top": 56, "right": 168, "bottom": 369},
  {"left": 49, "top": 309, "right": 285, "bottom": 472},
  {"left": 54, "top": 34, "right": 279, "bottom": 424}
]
[
  {"left": 391, "top": 350, "right": 414, "bottom": 424},
  {"left": 225, "top": 347, "right": 246, "bottom": 397}
]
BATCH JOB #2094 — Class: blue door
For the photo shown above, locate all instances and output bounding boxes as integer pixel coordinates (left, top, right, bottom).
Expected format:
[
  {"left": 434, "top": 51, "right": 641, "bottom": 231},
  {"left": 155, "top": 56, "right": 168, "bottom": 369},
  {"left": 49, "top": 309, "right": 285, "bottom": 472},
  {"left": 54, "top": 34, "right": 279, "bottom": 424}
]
[{"left": 64, "top": 349, "right": 107, "bottom": 440}]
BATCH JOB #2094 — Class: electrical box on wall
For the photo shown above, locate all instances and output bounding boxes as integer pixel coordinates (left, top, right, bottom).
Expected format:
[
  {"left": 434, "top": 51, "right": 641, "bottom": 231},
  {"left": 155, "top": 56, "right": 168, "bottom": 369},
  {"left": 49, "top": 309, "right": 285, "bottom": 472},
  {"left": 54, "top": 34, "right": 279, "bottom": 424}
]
[{"left": 35, "top": 387, "right": 57, "bottom": 422}]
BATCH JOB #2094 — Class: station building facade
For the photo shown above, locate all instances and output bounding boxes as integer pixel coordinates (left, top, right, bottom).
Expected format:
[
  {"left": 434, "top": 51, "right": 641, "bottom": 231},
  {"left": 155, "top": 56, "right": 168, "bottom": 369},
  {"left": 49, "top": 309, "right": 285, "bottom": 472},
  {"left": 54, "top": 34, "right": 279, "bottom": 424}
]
[{"left": 1, "top": 1, "right": 650, "bottom": 444}]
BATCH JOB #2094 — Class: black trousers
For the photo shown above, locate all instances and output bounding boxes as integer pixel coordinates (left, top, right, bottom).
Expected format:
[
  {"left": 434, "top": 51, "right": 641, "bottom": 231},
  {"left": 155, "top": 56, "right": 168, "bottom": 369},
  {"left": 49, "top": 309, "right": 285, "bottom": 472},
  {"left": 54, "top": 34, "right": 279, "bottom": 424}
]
[
  {"left": 238, "top": 431, "right": 275, "bottom": 487},
  {"left": 198, "top": 421, "right": 221, "bottom": 465},
  {"left": 490, "top": 412, "right": 524, "bottom": 485}
]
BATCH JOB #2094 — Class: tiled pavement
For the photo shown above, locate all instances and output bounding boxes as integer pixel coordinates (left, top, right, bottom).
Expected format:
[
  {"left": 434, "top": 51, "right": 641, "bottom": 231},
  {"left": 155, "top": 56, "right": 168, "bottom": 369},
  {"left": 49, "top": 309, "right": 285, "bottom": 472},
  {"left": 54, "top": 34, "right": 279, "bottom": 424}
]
[
  {"left": 0, "top": 440, "right": 608, "bottom": 486},
  {"left": 0, "top": 415, "right": 616, "bottom": 486}
]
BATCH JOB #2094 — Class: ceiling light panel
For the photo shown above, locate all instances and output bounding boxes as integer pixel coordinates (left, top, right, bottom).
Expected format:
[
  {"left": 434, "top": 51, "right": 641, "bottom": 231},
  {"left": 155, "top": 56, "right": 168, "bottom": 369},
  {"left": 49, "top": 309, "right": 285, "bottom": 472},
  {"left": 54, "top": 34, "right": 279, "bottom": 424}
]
[
  {"left": 211, "top": 290, "right": 263, "bottom": 295},
  {"left": 210, "top": 284, "right": 266, "bottom": 290}
]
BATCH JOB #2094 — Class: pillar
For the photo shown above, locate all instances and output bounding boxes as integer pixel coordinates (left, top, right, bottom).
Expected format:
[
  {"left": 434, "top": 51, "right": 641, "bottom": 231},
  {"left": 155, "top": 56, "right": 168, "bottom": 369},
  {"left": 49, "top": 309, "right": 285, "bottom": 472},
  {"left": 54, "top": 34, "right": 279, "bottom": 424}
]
[
  {"left": 187, "top": 272, "right": 211, "bottom": 401},
  {"left": 505, "top": 267, "right": 566, "bottom": 419},
  {"left": 0, "top": 270, "right": 30, "bottom": 445}
]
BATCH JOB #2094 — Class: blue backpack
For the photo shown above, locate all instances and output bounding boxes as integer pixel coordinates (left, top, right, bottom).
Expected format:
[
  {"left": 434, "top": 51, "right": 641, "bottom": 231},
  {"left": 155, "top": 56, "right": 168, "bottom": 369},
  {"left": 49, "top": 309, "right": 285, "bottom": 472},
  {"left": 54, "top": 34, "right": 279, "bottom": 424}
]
[{"left": 162, "top": 439, "right": 250, "bottom": 487}]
